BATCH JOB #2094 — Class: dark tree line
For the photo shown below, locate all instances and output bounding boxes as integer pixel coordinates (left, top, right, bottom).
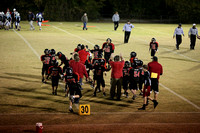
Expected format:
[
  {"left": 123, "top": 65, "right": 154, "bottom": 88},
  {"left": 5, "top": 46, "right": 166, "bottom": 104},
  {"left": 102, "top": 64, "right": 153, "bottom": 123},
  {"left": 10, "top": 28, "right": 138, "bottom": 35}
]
[{"left": 1, "top": 0, "right": 200, "bottom": 23}]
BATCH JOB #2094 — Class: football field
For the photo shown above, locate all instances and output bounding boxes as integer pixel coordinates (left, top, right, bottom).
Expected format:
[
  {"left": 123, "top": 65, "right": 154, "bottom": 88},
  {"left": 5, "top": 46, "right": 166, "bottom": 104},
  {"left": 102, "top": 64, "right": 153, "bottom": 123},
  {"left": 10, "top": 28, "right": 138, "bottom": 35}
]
[{"left": 0, "top": 22, "right": 200, "bottom": 132}]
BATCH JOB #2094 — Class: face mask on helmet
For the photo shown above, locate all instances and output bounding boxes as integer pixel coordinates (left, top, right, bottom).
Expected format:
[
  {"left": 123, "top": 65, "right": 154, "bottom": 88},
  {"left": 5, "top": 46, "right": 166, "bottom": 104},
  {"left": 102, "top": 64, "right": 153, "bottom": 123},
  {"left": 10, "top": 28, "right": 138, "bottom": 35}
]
[
  {"left": 44, "top": 49, "right": 49, "bottom": 55},
  {"left": 125, "top": 61, "right": 130, "bottom": 67},
  {"left": 66, "top": 67, "right": 73, "bottom": 76},
  {"left": 50, "top": 49, "right": 56, "bottom": 55}
]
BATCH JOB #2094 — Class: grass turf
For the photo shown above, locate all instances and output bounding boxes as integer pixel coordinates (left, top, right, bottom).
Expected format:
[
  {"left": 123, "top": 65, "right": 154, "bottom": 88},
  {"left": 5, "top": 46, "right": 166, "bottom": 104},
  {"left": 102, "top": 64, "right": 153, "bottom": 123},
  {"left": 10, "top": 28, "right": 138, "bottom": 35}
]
[{"left": 0, "top": 22, "right": 200, "bottom": 115}]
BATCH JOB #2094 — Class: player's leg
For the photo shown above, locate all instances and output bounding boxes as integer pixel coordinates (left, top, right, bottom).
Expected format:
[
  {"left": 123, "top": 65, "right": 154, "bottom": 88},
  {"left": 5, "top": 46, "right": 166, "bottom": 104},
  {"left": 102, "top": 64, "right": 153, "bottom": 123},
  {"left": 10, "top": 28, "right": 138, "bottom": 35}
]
[
  {"left": 130, "top": 82, "right": 137, "bottom": 100},
  {"left": 151, "top": 78, "right": 159, "bottom": 108},
  {"left": 110, "top": 78, "right": 117, "bottom": 99},
  {"left": 101, "top": 78, "right": 106, "bottom": 96},
  {"left": 93, "top": 79, "right": 100, "bottom": 96},
  {"left": 116, "top": 78, "right": 122, "bottom": 100},
  {"left": 41, "top": 66, "right": 45, "bottom": 82}
]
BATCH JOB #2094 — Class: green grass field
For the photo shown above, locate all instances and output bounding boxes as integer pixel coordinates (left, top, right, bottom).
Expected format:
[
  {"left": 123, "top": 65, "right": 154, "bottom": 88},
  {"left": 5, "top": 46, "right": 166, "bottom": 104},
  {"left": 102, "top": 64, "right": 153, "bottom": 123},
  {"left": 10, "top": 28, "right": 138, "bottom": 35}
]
[{"left": 0, "top": 22, "right": 200, "bottom": 132}]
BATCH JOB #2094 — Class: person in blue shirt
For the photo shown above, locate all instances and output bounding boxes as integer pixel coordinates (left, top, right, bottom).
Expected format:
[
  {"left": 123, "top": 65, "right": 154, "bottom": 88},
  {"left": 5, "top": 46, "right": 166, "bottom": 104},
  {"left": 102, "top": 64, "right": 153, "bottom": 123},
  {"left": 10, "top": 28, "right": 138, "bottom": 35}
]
[
  {"left": 173, "top": 23, "right": 184, "bottom": 50},
  {"left": 112, "top": 11, "right": 120, "bottom": 31},
  {"left": 123, "top": 20, "right": 134, "bottom": 43}
]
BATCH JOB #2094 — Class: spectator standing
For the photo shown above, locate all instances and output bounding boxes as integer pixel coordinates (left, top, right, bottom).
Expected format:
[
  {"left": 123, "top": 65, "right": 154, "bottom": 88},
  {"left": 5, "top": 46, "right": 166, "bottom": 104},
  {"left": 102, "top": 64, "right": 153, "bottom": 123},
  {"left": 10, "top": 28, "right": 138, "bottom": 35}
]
[
  {"left": 81, "top": 13, "right": 88, "bottom": 30},
  {"left": 112, "top": 11, "right": 120, "bottom": 31}
]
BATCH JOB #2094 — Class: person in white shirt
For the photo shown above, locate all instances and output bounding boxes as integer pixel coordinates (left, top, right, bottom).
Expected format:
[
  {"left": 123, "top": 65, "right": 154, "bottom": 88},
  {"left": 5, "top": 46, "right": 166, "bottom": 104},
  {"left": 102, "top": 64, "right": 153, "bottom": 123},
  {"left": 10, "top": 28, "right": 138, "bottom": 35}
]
[
  {"left": 112, "top": 11, "right": 120, "bottom": 31},
  {"left": 173, "top": 23, "right": 184, "bottom": 50},
  {"left": 188, "top": 23, "right": 199, "bottom": 50},
  {"left": 123, "top": 20, "right": 134, "bottom": 43}
]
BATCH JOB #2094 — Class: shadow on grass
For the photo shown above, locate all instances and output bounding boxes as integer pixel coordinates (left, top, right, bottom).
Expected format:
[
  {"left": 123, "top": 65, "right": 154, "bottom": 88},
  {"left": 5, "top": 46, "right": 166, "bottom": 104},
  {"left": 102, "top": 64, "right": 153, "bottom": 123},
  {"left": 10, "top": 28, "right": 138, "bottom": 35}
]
[
  {"left": 0, "top": 103, "right": 64, "bottom": 113},
  {"left": 0, "top": 76, "right": 39, "bottom": 83},
  {"left": 5, "top": 73, "right": 41, "bottom": 80},
  {"left": 161, "top": 56, "right": 199, "bottom": 63},
  {"left": 2, "top": 91, "right": 67, "bottom": 105}
]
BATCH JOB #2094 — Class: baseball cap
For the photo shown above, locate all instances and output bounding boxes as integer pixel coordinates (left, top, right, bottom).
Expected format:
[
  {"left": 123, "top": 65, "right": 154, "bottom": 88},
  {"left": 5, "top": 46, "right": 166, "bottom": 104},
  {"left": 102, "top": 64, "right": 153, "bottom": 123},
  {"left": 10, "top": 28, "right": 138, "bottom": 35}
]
[
  {"left": 178, "top": 23, "right": 182, "bottom": 26},
  {"left": 193, "top": 23, "right": 196, "bottom": 26},
  {"left": 152, "top": 56, "right": 158, "bottom": 61}
]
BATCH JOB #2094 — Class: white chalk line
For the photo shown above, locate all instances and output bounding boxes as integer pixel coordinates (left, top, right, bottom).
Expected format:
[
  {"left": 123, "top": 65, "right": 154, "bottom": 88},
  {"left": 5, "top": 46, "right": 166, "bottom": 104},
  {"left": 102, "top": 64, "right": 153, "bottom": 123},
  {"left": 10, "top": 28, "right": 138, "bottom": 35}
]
[
  {"left": 160, "top": 83, "right": 200, "bottom": 110},
  {"left": 51, "top": 26, "right": 200, "bottom": 110},
  {"left": 52, "top": 25, "right": 95, "bottom": 46},
  {"left": 13, "top": 29, "right": 66, "bottom": 91},
  {"left": 96, "top": 25, "right": 200, "bottom": 63},
  {"left": 13, "top": 30, "right": 40, "bottom": 60}
]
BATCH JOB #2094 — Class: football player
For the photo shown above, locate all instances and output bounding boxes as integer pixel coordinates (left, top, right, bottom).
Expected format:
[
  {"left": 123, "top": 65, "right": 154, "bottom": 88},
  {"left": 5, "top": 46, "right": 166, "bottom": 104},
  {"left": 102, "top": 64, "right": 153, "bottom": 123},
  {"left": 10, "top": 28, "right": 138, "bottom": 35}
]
[
  {"left": 47, "top": 60, "right": 63, "bottom": 95},
  {"left": 92, "top": 59, "right": 110, "bottom": 97},
  {"left": 122, "top": 61, "right": 130, "bottom": 98},
  {"left": 36, "top": 13, "right": 43, "bottom": 30},
  {"left": 138, "top": 65, "right": 151, "bottom": 110},
  {"left": 89, "top": 45, "right": 103, "bottom": 59},
  {"left": 15, "top": 12, "right": 21, "bottom": 31},
  {"left": 149, "top": 38, "right": 159, "bottom": 57},
  {"left": 128, "top": 61, "right": 140, "bottom": 100},
  {"left": 64, "top": 67, "right": 82, "bottom": 113},
  {"left": 138, "top": 60, "right": 145, "bottom": 95},
  {"left": 102, "top": 38, "right": 115, "bottom": 63},
  {"left": 130, "top": 51, "right": 137, "bottom": 68},
  {"left": 41, "top": 49, "right": 51, "bottom": 83}
]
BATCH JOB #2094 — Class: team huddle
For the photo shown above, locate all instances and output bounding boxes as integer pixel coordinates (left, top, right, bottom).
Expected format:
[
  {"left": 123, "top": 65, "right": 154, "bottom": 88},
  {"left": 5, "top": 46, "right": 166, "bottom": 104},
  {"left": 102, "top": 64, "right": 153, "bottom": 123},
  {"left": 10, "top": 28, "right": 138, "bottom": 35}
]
[{"left": 41, "top": 38, "right": 163, "bottom": 112}]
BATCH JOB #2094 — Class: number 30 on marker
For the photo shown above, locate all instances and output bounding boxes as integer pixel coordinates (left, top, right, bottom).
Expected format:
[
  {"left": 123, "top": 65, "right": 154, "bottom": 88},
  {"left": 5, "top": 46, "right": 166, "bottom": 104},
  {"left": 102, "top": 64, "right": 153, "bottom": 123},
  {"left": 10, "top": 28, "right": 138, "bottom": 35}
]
[{"left": 79, "top": 104, "right": 90, "bottom": 115}]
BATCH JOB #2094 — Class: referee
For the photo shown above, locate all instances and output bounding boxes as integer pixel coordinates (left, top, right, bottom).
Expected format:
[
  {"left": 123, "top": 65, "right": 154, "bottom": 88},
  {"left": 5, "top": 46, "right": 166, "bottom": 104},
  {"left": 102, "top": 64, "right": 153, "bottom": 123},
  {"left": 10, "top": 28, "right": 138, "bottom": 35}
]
[
  {"left": 123, "top": 20, "right": 134, "bottom": 43},
  {"left": 188, "top": 24, "right": 199, "bottom": 50},
  {"left": 173, "top": 23, "right": 184, "bottom": 50}
]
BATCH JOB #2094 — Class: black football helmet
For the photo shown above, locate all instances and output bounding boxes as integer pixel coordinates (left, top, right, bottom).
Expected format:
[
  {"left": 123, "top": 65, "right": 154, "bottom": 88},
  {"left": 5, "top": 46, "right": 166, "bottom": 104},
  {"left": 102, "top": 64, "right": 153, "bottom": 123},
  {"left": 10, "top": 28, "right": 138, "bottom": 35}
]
[
  {"left": 66, "top": 67, "right": 73, "bottom": 76},
  {"left": 81, "top": 44, "right": 85, "bottom": 50},
  {"left": 130, "top": 51, "right": 137, "bottom": 58},
  {"left": 94, "top": 45, "right": 99, "bottom": 50},
  {"left": 44, "top": 49, "right": 49, "bottom": 55},
  {"left": 125, "top": 61, "right": 130, "bottom": 67},
  {"left": 57, "top": 51, "right": 62, "bottom": 56},
  {"left": 137, "top": 60, "right": 143, "bottom": 66},
  {"left": 151, "top": 38, "right": 156, "bottom": 42},
  {"left": 106, "top": 38, "right": 112, "bottom": 43},
  {"left": 77, "top": 44, "right": 82, "bottom": 49},
  {"left": 50, "top": 49, "right": 56, "bottom": 55}
]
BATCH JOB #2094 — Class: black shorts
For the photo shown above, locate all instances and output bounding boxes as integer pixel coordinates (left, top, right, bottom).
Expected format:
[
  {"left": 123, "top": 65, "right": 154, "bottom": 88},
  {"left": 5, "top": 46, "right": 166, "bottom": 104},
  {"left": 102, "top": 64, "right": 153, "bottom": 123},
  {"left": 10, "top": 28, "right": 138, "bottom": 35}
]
[
  {"left": 96, "top": 77, "right": 105, "bottom": 88},
  {"left": 122, "top": 77, "right": 129, "bottom": 90},
  {"left": 151, "top": 50, "right": 156, "bottom": 57},
  {"left": 42, "top": 64, "right": 50, "bottom": 75},
  {"left": 151, "top": 78, "right": 159, "bottom": 93},
  {"left": 139, "top": 80, "right": 144, "bottom": 90},
  {"left": 69, "top": 86, "right": 82, "bottom": 98},
  {"left": 93, "top": 74, "right": 97, "bottom": 80},
  {"left": 129, "top": 80, "right": 139, "bottom": 90},
  {"left": 51, "top": 77, "right": 59, "bottom": 87}
]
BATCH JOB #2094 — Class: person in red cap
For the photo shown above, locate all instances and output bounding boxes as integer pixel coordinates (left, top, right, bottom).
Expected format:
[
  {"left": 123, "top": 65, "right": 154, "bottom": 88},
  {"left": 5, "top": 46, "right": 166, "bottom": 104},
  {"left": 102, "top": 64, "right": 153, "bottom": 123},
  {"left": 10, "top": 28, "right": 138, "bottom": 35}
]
[{"left": 148, "top": 56, "right": 163, "bottom": 109}]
